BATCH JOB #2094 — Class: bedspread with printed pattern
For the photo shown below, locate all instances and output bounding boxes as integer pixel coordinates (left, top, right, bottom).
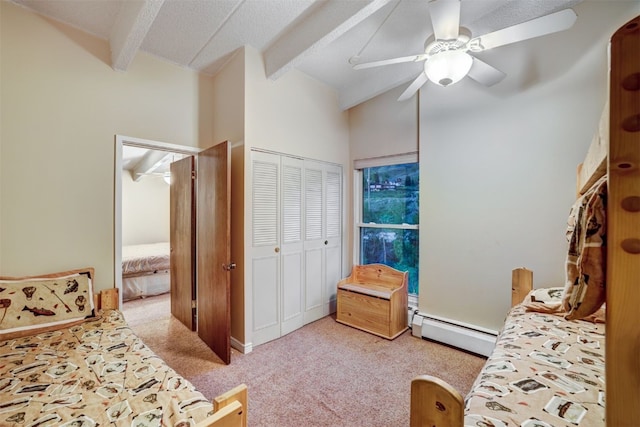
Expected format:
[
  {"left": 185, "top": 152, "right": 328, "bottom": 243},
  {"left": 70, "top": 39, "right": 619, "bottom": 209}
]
[
  {"left": 464, "top": 303, "right": 605, "bottom": 427},
  {"left": 0, "top": 310, "right": 213, "bottom": 427}
]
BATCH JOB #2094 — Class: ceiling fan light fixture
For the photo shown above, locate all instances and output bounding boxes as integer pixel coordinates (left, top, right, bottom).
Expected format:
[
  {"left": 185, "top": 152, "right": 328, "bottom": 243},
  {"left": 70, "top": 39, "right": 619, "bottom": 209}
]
[{"left": 424, "top": 50, "right": 473, "bottom": 87}]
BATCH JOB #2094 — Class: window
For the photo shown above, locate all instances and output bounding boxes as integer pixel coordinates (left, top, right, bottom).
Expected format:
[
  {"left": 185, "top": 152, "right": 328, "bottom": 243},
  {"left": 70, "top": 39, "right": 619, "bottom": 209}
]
[{"left": 355, "top": 156, "right": 419, "bottom": 295}]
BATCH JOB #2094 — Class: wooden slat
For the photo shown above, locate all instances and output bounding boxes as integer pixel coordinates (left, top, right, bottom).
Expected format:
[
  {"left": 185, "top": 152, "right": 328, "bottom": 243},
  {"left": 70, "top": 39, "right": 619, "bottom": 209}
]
[
  {"left": 606, "top": 14, "right": 640, "bottom": 427},
  {"left": 213, "top": 383, "right": 248, "bottom": 416},
  {"left": 196, "top": 401, "right": 243, "bottom": 427},
  {"left": 338, "top": 283, "right": 392, "bottom": 299},
  {"left": 195, "top": 384, "right": 247, "bottom": 427},
  {"left": 511, "top": 267, "right": 533, "bottom": 307},
  {"left": 577, "top": 103, "right": 609, "bottom": 195}
]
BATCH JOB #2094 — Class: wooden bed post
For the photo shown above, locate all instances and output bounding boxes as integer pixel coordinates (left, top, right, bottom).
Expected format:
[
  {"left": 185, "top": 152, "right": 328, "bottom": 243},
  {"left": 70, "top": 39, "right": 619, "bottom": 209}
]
[
  {"left": 606, "top": 14, "right": 640, "bottom": 427},
  {"left": 100, "top": 288, "right": 120, "bottom": 310},
  {"left": 410, "top": 375, "right": 463, "bottom": 427},
  {"left": 511, "top": 267, "right": 533, "bottom": 307}
]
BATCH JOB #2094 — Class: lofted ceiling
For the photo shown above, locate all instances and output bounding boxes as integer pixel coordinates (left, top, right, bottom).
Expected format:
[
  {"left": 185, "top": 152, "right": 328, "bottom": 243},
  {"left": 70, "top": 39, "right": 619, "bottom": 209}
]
[
  {"left": 121, "top": 145, "right": 188, "bottom": 181},
  {"left": 8, "top": 0, "right": 640, "bottom": 111}
]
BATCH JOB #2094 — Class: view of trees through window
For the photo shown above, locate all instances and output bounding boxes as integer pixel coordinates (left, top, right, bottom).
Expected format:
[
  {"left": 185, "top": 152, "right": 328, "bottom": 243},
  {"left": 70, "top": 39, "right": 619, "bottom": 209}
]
[{"left": 360, "top": 162, "right": 419, "bottom": 294}]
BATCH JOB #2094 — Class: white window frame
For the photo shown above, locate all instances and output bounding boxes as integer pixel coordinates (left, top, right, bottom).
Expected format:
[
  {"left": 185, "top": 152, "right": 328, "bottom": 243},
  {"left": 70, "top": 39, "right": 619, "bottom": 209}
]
[{"left": 353, "top": 152, "right": 419, "bottom": 306}]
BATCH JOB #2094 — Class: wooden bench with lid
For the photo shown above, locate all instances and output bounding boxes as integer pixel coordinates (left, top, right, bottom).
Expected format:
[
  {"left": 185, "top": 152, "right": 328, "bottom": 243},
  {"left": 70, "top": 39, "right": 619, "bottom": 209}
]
[{"left": 336, "top": 263, "right": 408, "bottom": 339}]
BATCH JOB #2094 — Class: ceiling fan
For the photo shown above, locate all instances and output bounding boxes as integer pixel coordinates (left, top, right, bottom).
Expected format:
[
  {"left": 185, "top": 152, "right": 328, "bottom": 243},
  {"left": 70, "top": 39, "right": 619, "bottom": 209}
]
[{"left": 350, "top": 0, "right": 577, "bottom": 101}]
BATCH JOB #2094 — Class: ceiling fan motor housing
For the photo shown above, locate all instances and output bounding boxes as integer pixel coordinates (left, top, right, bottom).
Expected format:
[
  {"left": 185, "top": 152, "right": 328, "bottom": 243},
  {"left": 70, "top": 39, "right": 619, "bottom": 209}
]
[{"left": 424, "top": 28, "right": 473, "bottom": 87}]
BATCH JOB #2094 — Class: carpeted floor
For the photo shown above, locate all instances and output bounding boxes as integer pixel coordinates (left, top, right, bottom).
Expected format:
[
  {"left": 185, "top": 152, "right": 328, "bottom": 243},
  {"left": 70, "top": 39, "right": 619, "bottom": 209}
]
[{"left": 122, "top": 294, "right": 486, "bottom": 427}]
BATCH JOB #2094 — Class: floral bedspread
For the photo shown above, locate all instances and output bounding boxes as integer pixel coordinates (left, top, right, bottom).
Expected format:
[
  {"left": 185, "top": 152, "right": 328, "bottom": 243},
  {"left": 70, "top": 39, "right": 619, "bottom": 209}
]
[
  {"left": 464, "top": 303, "right": 605, "bottom": 427},
  {"left": 0, "top": 310, "right": 213, "bottom": 427}
]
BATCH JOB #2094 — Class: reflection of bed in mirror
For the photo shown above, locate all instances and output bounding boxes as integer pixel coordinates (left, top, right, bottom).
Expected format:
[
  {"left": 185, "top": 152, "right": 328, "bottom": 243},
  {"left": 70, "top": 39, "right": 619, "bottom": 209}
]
[{"left": 122, "top": 242, "right": 170, "bottom": 301}]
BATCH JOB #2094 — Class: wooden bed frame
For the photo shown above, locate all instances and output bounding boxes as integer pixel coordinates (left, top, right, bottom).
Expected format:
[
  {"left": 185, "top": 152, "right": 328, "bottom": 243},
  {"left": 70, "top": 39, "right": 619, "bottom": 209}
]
[
  {"left": 410, "top": 14, "right": 639, "bottom": 427},
  {"left": 94, "top": 288, "right": 248, "bottom": 427},
  {"left": 196, "top": 383, "right": 248, "bottom": 427}
]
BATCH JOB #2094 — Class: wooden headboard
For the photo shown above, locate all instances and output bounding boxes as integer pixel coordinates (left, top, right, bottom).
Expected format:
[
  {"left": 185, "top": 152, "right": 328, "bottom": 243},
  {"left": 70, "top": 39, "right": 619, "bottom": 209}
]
[{"left": 604, "top": 14, "right": 640, "bottom": 426}]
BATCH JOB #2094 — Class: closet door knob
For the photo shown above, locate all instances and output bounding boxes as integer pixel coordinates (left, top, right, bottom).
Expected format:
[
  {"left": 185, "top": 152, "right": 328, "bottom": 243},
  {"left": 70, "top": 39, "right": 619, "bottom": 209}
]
[
  {"left": 324, "top": 240, "right": 328, "bottom": 245},
  {"left": 275, "top": 247, "right": 280, "bottom": 253}
]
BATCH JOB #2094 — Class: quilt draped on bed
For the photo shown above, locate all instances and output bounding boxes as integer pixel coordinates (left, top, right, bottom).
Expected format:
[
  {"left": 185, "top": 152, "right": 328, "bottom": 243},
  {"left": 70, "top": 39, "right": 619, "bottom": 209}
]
[
  {"left": 464, "top": 303, "right": 605, "bottom": 427},
  {"left": 0, "top": 310, "right": 213, "bottom": 427}
]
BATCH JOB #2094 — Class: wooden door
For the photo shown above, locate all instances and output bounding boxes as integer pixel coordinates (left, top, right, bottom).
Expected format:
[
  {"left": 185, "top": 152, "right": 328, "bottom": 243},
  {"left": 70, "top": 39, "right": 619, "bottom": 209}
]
[
  {"left": 170, "top": 156, "right": 196, "bottom": 330},
  {"left": 196, "top": 141, "right": 232, "bottom": 364}
]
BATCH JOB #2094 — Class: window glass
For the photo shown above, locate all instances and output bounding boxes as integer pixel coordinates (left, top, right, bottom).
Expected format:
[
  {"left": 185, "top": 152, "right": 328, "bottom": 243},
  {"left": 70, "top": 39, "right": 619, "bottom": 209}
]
[
  {"left": 360, "top": 227, "right": 419, "bottom": 294},
  {"left": 362, "top": 164, "right": 419, "bottom": 224},
  {"left": 358, "top": 162, "right": 419, "bottom": 295}
]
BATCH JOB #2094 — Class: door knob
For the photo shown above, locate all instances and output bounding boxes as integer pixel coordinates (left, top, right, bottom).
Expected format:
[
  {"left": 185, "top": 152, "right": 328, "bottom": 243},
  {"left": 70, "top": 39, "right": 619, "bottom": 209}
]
[
  {"left": 275, "top": 247, "right": 280, "bottom": 253},
  {"left": 223, "top": 263, "right": 237, "bottom": 271},
  {"left": 324, "top": 240, "right": 328, "bottom": 245}
]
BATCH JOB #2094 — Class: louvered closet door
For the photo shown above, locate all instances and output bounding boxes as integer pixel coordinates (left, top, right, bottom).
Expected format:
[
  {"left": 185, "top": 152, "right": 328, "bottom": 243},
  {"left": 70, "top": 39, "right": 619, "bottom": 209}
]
[
  {"left": 323, "top": 164, "right": 343, "bottom": 315},
  {"left": 303, "top": 162, "right": 325, "bottom": 324},
  {"left": 280, "top": 156, "right": 304, "bottom": 336},
  {"left": 251, "top": 151, "right": 281, "bottom": 346},
  {"left": 302, "top": 161, "right": 343, "bottom": 323}
]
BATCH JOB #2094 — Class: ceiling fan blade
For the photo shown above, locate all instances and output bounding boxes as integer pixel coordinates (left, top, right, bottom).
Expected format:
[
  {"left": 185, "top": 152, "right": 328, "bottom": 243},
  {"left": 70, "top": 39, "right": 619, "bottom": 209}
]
[
  {"left": 429, "top": 0, "right": 460, "bottom": 40},
  {"left": 467, "top": 57, "right": 506, "bottom": 87},
  {"left": 352, "top": 54, "right": 428, "bottom": 70},
  {"left": 398, "top": 73, "right": 429, "bottom": 102},
  {"left": 469, "top": 9, "right": 577, "bottom": 52}
]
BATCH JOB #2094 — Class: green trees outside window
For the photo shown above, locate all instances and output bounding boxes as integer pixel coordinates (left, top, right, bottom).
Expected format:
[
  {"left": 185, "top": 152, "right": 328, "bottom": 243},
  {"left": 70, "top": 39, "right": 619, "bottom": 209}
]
[{"left": 359, "top": 163, "right": 419, "bottom": 294}]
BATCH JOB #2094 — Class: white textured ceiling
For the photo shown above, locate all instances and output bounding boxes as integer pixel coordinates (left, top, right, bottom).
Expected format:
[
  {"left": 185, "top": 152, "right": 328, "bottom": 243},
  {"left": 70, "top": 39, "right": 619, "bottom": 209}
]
[{"left": 8, "top": 0, "right": 640, "bottom": 110}]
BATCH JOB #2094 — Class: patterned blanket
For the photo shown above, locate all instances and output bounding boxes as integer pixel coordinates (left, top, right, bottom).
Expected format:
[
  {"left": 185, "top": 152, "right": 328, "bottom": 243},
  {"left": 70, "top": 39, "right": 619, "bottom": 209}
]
[
  {"left": 464, "top": 303, "right": 605, "bottom": 427},
  {"left": 0, "top": 310, "right": 213, "bottom": 427}
]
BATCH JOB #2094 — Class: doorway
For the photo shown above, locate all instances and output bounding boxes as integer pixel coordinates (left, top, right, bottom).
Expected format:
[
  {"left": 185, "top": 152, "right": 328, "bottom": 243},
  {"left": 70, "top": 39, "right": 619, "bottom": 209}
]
[
  {"left": 115, "top": 135, "right": 233, "bottom": 364},
  {"left": 115, "top": 135, "right": 200, "bottom": 309}
]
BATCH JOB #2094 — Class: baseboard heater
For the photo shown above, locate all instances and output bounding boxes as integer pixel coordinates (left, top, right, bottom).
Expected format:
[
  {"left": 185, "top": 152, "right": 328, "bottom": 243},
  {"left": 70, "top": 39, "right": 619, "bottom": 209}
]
[{"left": 411, "top": 312, "right": 497, "bottom": 357}]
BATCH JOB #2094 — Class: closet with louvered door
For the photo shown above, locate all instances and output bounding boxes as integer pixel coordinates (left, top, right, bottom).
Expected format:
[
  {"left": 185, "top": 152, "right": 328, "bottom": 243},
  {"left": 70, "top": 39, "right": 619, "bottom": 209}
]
[
  {"left": 303, "top": 160, "right": 343, "bottom": 324},
  {"left": 250, "top": 151, "right": 305, "bottom": 347},
  {"left": 250, "top": 150, "right": 342, "bottom": 347}
]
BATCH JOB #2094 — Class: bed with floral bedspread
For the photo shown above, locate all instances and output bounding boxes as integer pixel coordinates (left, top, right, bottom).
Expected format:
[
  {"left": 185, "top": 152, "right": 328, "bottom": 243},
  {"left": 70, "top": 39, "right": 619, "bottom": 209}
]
[
  {"left": 0, "top": 309, "right": 213, "bottom": 427},
  {"left": 464, "top": 296, "right": 605, "bottom": 427}
]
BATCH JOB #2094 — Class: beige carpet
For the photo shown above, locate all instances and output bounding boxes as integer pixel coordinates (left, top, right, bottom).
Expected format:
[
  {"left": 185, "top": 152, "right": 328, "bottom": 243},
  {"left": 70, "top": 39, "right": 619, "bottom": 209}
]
[{"left": 123, "top": 294, "right": 486, "bottom": 427}]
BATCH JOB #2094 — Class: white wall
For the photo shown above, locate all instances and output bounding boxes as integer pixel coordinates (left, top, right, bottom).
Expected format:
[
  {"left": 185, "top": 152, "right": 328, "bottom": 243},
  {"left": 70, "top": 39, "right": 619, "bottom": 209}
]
[
  {"left": 244, "top": 47, "right": 350, "bottom": 165},
  {"left": 210, "top": 48, "right": 246, "bottom": 342},
  {"left": 419, "top": 78, "right": 606, "bottom": 331},
  {"left": 211, "top": 49, "right": 245, "bottom": 146},
  {"left": 121, "top": 172, "right": 170, "bottom": 246},
  {"left": 349, "top": 87, "right": 419, "bottom": 161},
  {"left": 0, "top": 2, "right": 214, "bottom": 290}
]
